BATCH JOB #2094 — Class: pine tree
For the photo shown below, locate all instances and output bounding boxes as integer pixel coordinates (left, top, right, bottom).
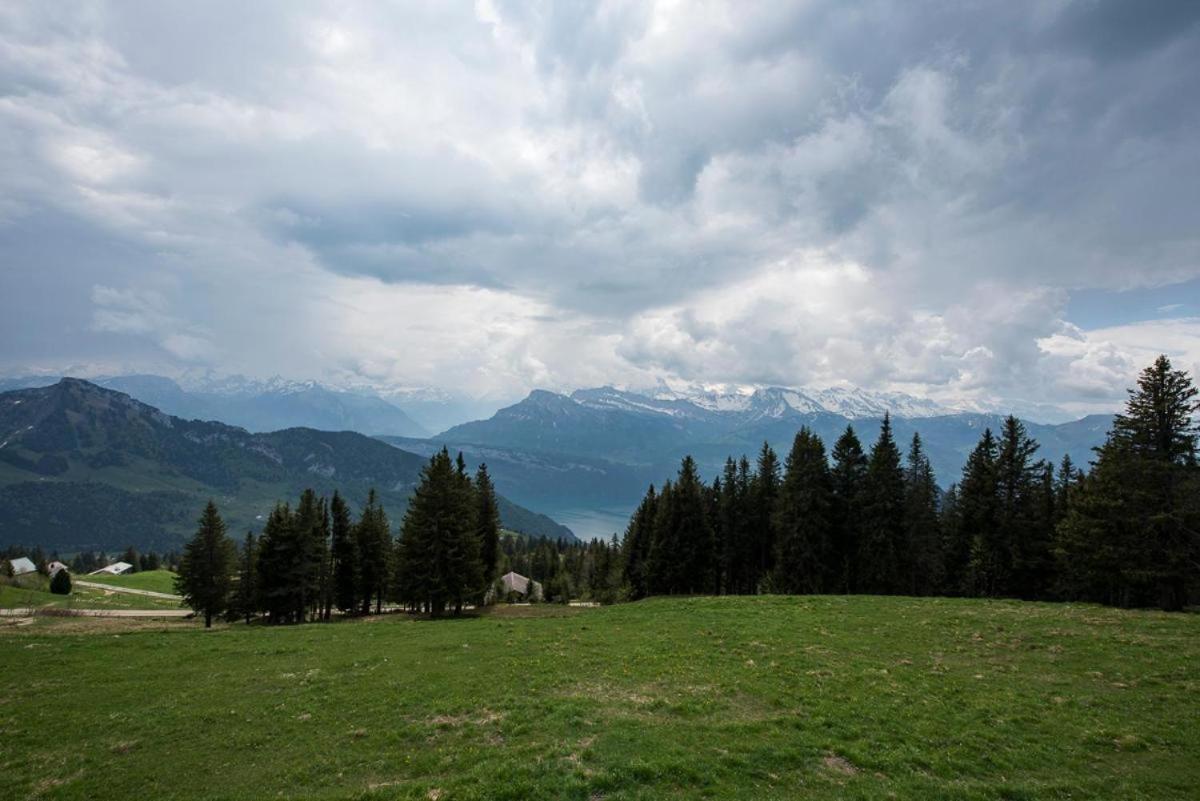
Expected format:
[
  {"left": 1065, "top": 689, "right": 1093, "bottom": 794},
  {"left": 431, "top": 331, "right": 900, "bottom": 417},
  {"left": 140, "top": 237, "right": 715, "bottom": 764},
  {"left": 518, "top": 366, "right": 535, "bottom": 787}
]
[
  {"left": 232, "top": 532, "right": 258, "bottom": 624},
  {"left": 397, "top": 449, "right": 479, "bottom": 616},
  {"left": 622, "top": 485, "right": 657, "bottom": 600},
  {"left": 356, "top": 489, "right": 393, "bottom": 615},
  {"left": 647, "top": 457, "right": 716, "bottom": 594},
  {"left": 175, "top": 500, "right": 235, "bottom": 628},
  {"left": 475, "top": 463, "right": 502, "bottom": 596},
  {"left": 123, "top": 546, "right": 140, "bottom": 573},
  {"left": 829, "top": 426, "right": 867, "bottom": 593},
  {"left": 774, "top": 427, "right": 832, "bottom": 594},
  {"left": 330, "top": 491, "right": 359, "bottom": 614},
  {"left": 959, "top": 430, "right": 1000, "bottom": 596},
  {"left": 749, "top": 443, "right": 781, "bottom": 591},
  {"left": 995, "top": 416, "right": 1042, "bottom": 599},
  {"left": 50, "top": 568, "right": 72, "bottom": 595},
  {"left": 1059, "top": 355, "right": 1200, "bottom": 610},
  {"left": 257, "top": 502, "right": 300, "bottom": 624},
  {"left": 903, "top": 433, "right": 942, "bottom": 595},
  {"left": 858, "top": 414, "right": 906, "bottom": 594},
  {"left": 716, "top": 457, "right": 752, "bottom": 594}
]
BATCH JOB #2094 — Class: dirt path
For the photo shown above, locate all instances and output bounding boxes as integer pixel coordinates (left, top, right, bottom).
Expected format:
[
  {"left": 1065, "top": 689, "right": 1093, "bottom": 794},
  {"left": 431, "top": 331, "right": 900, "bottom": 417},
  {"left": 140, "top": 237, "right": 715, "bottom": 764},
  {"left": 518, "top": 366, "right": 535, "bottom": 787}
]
[
  {"left": 0, "top": 607, "right": 192, "bottom": 618},
  {"left": 74, "top": 580, "right": 181, "bottom": 600}
]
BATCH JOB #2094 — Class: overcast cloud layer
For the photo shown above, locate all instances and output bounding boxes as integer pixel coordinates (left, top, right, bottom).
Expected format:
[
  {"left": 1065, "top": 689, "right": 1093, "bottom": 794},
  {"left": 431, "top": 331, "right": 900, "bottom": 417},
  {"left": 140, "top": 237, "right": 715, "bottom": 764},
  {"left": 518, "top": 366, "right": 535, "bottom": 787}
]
[{"left": 1, "top": 0, "right": 1199, "bottom": 416}]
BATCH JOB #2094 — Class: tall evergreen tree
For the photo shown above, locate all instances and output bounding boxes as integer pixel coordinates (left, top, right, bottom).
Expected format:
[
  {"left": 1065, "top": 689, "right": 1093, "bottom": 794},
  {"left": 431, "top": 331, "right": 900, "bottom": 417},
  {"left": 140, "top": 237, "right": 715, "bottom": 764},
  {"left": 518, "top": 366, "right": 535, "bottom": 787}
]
[
  {"left": 858, "top": 414, "right": 906, "bottom": 594},
  {"left": 959, "top": 429, "right": 1001, "bottom": 596},
  {"left": 257, "top": 502, "right": 300, "bottom": 623},
  {"left": 648, "top": 457, "right": 717, "bottom": 594},
  {"left": 175, "top": 500, "right": 236, "bottom": 628},
  {"left": 995, "top": 416, "right": 1042, "bottom": 598},
  {"left": 749, "top": 443, "right": 781, "bottom": 590},
  {"left": 622, "top": 485, "right": 657, "bottom": 600},
  {"left": 903, "top": 433, "right": 942, "bottom": 595},
  {"left": 356, "top": 489, "right": 393, "bottom": 615},
  {"left": 829, "top": 426, "right": 868, "bottom": 593},
  {"left": 330, "top": 491, "right": 359, "bottom": 614},
  {"left": 774, "top": 428, "right": 832, "bottom": 593},
  {"left": 1059, "top": 355, "right": 1200, "bottom": 610},
  {"left": 475, "top": 463, "right": 502, "bottom": 595},
  {"left": 396, "top": 449, "right": 480, "bottom": 616},
  {"left": 232, "top": 532, "right": 258, "bottom": 624}
]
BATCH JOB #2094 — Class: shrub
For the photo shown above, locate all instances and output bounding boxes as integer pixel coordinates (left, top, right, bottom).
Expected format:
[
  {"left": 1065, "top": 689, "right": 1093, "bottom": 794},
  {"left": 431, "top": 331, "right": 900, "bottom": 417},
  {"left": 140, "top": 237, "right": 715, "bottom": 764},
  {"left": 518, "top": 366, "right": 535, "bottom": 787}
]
[{"left": 50, "top": 569, "right": 72, "bottom": 595}]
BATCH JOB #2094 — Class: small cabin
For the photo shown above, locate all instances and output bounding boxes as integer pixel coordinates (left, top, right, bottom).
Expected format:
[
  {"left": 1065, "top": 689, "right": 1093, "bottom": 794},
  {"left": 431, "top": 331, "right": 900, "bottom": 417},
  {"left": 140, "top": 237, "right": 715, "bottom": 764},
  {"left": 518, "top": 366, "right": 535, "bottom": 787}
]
[
  {"left": 7, "top": 557, "right": 36, "bottom": 576},
  {"left": 91, "top": 561, "right": 134, "bottom": 576},
  {"left": 498, "top": 571, "right": 543, "bottom": 602}
]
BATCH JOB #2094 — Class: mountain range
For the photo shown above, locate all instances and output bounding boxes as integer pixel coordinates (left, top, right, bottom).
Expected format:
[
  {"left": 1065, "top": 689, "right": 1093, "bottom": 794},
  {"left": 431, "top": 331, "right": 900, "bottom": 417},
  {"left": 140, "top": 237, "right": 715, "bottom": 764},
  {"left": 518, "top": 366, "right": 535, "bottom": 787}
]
[
  {"left": 0, "top": 374, "right": 431, "bottom": 438},
  {"left": 0, "top": 379, "right": 575, "bottom": 552},
  {"left": 427, "top": 386, "right": 1113, "bottom": 538}
]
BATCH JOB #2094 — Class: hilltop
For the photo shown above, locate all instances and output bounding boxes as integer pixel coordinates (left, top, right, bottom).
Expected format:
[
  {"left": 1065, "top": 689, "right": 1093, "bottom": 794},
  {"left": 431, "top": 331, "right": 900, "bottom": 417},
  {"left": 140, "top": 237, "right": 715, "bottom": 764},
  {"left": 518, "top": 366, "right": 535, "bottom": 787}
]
[{"left": 0, "top": 379, "right": 574, "bottom": 551}]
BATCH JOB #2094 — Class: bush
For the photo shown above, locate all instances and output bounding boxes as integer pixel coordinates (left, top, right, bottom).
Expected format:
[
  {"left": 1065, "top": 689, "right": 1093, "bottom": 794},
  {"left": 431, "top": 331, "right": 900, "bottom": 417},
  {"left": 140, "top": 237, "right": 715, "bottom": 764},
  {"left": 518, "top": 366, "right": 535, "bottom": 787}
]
[{"left": 50, "top": 569, "right": 72, "bottom": 595}]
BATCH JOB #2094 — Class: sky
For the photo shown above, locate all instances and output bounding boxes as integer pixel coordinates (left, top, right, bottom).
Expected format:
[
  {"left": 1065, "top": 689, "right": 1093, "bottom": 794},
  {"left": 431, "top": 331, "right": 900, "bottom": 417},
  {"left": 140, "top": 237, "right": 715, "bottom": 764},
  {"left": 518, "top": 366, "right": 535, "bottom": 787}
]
[{"left": 1, "top": 0, "right": 1198, "bottom": 418}]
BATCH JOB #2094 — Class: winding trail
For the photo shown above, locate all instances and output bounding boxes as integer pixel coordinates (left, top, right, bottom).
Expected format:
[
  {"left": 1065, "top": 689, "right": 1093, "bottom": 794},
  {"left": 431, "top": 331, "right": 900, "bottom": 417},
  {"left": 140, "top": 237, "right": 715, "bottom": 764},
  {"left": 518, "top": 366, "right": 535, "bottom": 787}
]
[{"left": 74, "top": 579, "right": 182, "bottom": 600}]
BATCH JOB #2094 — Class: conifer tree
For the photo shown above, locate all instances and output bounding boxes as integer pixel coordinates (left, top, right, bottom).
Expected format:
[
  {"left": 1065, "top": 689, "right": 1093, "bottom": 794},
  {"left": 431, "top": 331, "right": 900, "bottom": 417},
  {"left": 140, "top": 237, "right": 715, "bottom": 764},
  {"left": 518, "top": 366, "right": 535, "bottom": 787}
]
[
  {"left": 959, "top": 430, "right": 1000, "bottom": 596},
  {"left": 397, "top": 449, "right": 479, "bottom": 616},
  {"left": 749, "top": 443, "right": 781, "bottom": 590},
  {"left": 995, "top": 416, "right": 1042, "bottom": 598},
  {"left": 648, "top": 457, "right": 716, "bottom": 594},
  {"left": 1059, "top": 355, "right": 1200, "bottom": 609},
  {"left": 774, "top": 427, "right": 832, "bottom": 593},
  {"left": 232, "top": 532, "right": 258, "bottom": 624},
  {"left": 903, "top": 433, "right": 942, "bottom": 595},
  {"left": 176, "top": 500, "right": 236, "bottom": 628},
  {"left": 330, "top": 491, "right": 359, "bottom": 614},
  {"left": 830, "top": 426, "right": 868, "bottom": 593},
  {"left": 475, "top": 463, "right": 502, "bottom": 595},
  {"left": 50, "top": 567, "right": 72, "bottom": 595},
  {"left": 858, "top": 414, "right": 906, "bottom": 594},
  {"left": 257, "top": 502, "right": 300, "bottom": 623},
  {"left": 356, "top": 489, "right": 392, "bottom": 615},
  {"left": 622, "top": 485, "right": 657, "bottom": 600}
]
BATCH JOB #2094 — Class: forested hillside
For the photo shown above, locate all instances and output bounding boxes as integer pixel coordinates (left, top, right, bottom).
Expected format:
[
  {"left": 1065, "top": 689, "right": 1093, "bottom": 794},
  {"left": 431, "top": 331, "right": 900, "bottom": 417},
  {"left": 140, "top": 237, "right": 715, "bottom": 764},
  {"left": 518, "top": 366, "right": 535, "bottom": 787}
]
[{"left": 0, "top": 379, "right": 574, "bottom": 550}]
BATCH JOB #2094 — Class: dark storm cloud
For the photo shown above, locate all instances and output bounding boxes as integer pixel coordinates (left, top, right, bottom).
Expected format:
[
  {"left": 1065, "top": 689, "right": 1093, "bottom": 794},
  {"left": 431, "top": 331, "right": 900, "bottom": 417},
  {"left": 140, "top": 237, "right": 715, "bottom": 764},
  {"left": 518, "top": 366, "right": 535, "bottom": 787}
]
[{"left": 0, "top": 1, "right": 1197, "bottom": 411}]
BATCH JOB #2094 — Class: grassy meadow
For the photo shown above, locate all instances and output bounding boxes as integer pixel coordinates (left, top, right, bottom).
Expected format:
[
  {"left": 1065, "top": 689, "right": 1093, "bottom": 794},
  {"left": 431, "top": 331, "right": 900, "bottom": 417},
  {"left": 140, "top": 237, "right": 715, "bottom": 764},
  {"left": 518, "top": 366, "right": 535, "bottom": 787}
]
[
  {"left": 0, "top": 572, "right": 181, "bottom": 611},
  {"left": 79, "top": 569, "right": 180, "bottom": 595},
  {"left": 1, "top": 596, "right": 1197, "bottom": 800}
]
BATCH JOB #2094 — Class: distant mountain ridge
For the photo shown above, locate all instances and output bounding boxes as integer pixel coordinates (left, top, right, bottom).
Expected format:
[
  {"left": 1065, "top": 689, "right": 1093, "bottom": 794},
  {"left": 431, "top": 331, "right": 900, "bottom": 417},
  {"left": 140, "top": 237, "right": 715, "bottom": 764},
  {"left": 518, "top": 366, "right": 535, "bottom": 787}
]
[
  {"left": 0, "top": 374, "right": 430, "bottom": 438},
  {"left": 432, "top": 386, "right": 1114, "bottom": 538},
  {"left": 0, "top": 379, "right": 575, "bottom": 550}
]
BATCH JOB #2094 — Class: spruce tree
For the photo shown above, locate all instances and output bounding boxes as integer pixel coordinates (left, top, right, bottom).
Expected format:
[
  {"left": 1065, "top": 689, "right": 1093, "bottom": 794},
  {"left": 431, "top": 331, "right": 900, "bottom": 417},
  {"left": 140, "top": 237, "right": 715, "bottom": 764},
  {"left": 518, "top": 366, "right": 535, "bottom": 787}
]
[
  {"left": 257, "top": 502, "right": 300, "bottom": 624},
  {"left": 175, "top": 500, "right": 236, "bottom": 628},
  {"left": 903, "top": 433, "right": 942, "bottom": 595},
  {"left": 475, "top": 463, "right": 502, "bottom": 596},
  {"left": 830, "top": 426, "right": 868, "bottom": 593},
  {"left": 232, "top": 532, "right": 258, "bottom": 624},
  {"left": 50, "top": 568, "right": 72, "bottom": 595},
  {"left": 995, "top": 416, "right": 1042, "bottom": 598},
  {"left": 749, "top": 443, "right": 781, "bottom": 590},
  {"left": 622, "top": 485, "right": 657, "bottom": 600},
  {"left": 356, "top": 489, "right": 393, "bottom": 615},
  {"left": 773, "top": 427, "right": 832, "bottom": 594},
  {"left": 648, "top": 457, "right": 716, "bottom": 594},
  {"left": 397, "top": 449, "right": 479, "bottom": 616},
  {"left": 858, "top": 414, "right": 906, "bottom": 594},
  {"left": 1059, "top": 355, "right": 1200, "bottom": 609},
  {"left": 330, "top": 491, "right": 359, "bottom": 614},
  {"left": 959, "top": 430, "right": 1000, "bottom": 596}
]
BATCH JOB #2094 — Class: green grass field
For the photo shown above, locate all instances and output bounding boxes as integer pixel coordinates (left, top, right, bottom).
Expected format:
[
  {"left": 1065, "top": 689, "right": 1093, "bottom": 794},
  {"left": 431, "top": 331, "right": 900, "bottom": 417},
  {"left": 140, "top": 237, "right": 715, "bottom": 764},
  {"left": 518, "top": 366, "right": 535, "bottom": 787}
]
[
  {"left": 0, "top": 574, "right": 181, "bottom": 611},
  {"left": 1, "top": 596, "right": 1197, "bottom": 800},
  {"left": 80, "top": 569, "right": 179, "bottom": 595}
]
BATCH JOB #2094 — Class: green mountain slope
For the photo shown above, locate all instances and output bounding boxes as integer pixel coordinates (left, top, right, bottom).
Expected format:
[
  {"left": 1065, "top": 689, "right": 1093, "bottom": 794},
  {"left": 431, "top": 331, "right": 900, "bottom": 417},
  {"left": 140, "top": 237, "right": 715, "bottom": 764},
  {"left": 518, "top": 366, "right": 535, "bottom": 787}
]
[{"left": 0, "top": 379, "right": 575, "bottom": 550}]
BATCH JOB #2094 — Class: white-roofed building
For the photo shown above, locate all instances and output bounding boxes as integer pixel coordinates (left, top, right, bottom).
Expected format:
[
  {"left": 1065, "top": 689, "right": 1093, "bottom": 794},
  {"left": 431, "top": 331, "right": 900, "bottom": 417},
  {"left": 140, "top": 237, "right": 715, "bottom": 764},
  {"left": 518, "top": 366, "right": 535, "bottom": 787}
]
[
  {"left": 47, "top": 560, "right": 69, "bottom": 577},
  {"left": 498, "top": 571, "right": 543, "bottom": 602},
  {"left": 91, "top": 561, "right": 133, "bottom": 575},
  {"left": 7, "top": 557, "right": 36, "bottom": 576}
]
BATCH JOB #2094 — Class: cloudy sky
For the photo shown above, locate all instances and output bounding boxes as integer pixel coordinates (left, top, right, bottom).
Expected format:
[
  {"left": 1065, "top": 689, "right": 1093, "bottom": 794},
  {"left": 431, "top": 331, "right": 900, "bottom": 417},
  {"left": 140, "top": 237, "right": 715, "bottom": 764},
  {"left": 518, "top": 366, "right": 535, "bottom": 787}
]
[{"left": 1, "top": 0, "right": 1198, "bottom": 417}]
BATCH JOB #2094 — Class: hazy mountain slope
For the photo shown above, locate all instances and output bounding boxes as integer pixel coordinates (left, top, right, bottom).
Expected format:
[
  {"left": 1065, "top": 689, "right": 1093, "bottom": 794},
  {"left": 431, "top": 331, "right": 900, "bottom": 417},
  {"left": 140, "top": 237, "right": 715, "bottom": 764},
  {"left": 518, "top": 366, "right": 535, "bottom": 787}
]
[
  {"left": 436, "top": 388, "right": 1113, "bottom": 488},
  {"left": 0, "top": 380, "right": 574, "bottom": 550},
  {"left": 0, "top": 374, "right": 430, "bottom": 437}
]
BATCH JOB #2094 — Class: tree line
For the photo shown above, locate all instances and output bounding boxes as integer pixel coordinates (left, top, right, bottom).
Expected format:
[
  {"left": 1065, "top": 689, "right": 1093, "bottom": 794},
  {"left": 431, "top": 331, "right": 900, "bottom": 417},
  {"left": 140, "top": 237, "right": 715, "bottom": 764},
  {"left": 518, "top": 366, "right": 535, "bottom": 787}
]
[
  {"left": 624, "top": 355, "right": 1200, "bottom": 611},
  {"left": 174, "top": 354, "right": 1199, "bottom": 625}
]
